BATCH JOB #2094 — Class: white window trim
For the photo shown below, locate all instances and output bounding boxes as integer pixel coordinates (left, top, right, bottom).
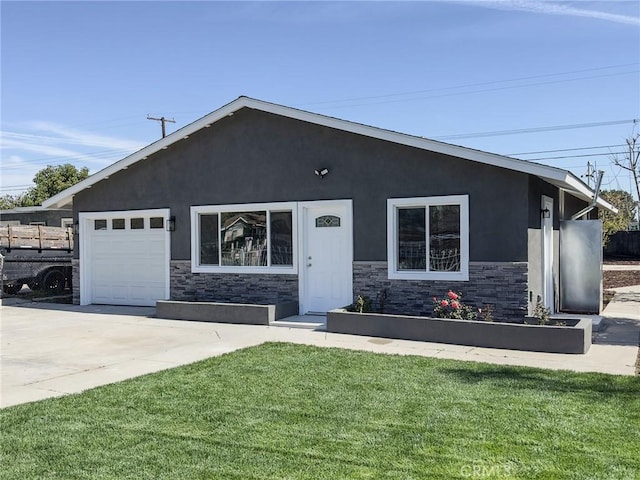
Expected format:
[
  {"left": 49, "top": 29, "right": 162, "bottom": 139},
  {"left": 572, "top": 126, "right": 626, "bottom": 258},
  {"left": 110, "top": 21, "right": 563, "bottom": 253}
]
[
  {"left": 387, "top": 195, "right": 469, "bottom": 281},
  {"left": 191, "top": 201, "right": 298, "bottom": 274}
]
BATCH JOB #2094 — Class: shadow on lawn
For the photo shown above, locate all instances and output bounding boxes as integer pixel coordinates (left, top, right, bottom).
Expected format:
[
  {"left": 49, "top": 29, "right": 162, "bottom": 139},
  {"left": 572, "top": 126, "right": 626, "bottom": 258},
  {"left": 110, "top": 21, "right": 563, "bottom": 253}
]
[{"left": 438, "top": 365, "right": 640, "bottom": 397}]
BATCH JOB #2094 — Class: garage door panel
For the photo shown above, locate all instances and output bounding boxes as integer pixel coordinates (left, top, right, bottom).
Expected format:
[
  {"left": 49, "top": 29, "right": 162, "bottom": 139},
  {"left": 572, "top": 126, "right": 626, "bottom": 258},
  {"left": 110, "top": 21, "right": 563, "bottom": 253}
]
[{"left": 86, "top": 212, "right": 169, "bottom": 307}]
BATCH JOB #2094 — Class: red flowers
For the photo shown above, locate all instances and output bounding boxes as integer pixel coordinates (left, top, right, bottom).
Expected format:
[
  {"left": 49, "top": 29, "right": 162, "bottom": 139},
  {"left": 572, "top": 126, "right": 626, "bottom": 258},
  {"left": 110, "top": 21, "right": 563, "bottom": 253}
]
[{"left": 432, "top": 290, "right": 477, "bottom": 320}]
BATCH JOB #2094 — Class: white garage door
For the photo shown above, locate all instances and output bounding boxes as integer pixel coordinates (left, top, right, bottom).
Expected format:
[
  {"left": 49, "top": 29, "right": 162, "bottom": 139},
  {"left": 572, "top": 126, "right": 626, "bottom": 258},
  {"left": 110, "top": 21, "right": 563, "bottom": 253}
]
[{"left": 80, "top": 210, "right": 170, "bottom": 306}]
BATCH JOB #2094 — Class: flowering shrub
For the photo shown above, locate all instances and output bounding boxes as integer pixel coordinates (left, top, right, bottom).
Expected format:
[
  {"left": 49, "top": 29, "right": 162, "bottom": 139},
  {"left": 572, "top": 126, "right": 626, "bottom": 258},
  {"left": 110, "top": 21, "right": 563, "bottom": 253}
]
[{"left": 432, "top": 290, "right": 478, "bottom": 320}]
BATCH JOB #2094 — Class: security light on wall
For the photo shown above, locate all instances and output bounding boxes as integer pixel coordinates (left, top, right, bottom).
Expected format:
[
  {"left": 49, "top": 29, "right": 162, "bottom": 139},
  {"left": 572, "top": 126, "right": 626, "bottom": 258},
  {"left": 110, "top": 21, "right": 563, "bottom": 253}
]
[{"left": 314, "top": 168, "right": 329, "bottom": 179}]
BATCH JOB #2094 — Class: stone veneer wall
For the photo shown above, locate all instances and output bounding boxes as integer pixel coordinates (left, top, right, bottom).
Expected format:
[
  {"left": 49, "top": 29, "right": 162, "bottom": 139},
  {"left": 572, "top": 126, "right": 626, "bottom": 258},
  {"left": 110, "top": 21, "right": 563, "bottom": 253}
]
[
  {"left": 72, "top": 259, "right": 80, "bottom": 305},
  {"left": 170, "top": 260, "right": 298, "bottom": 304},
  {"left": 352, "top": 261, "right": 528, "bottom": 320}
]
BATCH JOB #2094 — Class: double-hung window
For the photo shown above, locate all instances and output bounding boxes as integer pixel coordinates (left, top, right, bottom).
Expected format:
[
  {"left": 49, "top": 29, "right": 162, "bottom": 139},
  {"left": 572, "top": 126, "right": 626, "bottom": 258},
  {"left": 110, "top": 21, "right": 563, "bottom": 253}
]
[
  {"left": 191, "top": 202, "right": 296, "bottom": 273},
  {"left": 387, "top": 195, "right": 469, "bottom": 281}
]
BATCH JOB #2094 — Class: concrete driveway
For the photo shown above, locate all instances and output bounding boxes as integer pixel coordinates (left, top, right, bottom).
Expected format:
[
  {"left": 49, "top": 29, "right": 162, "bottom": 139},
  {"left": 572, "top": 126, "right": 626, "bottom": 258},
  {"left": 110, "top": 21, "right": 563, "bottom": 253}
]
[{"left": 1, "top": 294, "right": 638, "bottom": 408}]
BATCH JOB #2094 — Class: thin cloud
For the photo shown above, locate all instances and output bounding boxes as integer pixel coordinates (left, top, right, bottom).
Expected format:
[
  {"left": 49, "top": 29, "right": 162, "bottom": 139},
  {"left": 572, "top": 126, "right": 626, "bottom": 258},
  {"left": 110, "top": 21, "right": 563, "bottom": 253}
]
[
  {"left": 22, "top": 121, "right": 144, "bottom": 150},
  {"left": 459, "top": 0, "right": 640, "bottom": 26},
  {"left": 0, "top": 122, "right": 145, "bottom": 194},
  {"left": 1, "top": 136, "right": 120, "bottom": 166}
]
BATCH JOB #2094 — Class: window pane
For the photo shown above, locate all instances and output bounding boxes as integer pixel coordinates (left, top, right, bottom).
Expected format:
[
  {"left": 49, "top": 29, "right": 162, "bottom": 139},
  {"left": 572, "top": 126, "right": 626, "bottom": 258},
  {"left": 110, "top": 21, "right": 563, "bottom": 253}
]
[
  {"left": 429, "top": 204, "right": 461, "bottom": 272},
  {"left": 150, "top": 217, "right": 164, "bottom": 229},
  {"left": 94, "top": 219, "right": 107, "bottom": 230},
  {"left": 270, "top": 211, "right": 293, "bottom": 266},
  {"left": 221, "top": 211, "right": 267, "bottom": 267},
  {"left": 131, "top": 218, "right": 144, "bottom": 229},
  {"left": 315, "top": 215, "right": 340, "bottom": 228},
  {"left": 398, "top": 207, "right": 426, "bottom": 270},
  {"left": 200, "top": 214, "right": 219, "bottom": 265},
  {"left": 112, "top": 219, "right": 125, "bottom": 230}
]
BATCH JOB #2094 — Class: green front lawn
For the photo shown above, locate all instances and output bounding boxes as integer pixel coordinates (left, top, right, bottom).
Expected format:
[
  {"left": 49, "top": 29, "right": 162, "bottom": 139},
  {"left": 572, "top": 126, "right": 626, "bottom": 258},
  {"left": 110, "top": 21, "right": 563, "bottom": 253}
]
[{"left": 1, "top": 343, "right": 639, "bottom": 479}]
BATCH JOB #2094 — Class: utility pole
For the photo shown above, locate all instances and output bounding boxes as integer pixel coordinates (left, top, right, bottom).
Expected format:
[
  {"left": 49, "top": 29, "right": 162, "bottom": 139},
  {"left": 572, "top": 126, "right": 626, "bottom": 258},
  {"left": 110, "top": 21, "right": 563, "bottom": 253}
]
[
  {"left": 582, "top": 161, "right": 596, "bottom": 188},
  {"left": 147, "top": 115, "right": 176, "bottom": 138}
]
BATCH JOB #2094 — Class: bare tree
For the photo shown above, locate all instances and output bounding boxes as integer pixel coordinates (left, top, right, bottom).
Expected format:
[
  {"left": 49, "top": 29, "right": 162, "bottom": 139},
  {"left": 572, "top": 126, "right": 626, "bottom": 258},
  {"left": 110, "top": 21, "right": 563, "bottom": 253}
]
[{"left": 611, "top": 133, "right": 640, "bottom": 222}]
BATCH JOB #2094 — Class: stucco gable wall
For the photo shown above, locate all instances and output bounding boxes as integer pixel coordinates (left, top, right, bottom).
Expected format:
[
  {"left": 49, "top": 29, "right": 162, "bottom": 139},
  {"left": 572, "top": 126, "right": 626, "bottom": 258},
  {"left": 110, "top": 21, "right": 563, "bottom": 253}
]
[{"left": 74, "top": 108, "right": 530, "bottom": 262}]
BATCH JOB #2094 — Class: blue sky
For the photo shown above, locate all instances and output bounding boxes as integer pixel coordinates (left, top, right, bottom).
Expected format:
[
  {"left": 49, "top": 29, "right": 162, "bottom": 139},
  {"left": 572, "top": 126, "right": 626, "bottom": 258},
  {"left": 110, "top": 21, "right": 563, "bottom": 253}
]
[{"left": 1, "top": 1, "right": 639, "bottom": 201}]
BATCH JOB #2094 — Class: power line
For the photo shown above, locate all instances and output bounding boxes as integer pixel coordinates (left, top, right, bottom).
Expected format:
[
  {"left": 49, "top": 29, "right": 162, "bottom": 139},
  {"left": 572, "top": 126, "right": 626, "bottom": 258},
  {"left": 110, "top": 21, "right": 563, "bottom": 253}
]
[
  {"left": 526, "top": 151, "right": 628, "bottom": 162},
  {"left": 434, "top": 119, "right": 638, "bottom": 140},
  {"left": 0, "top": 147, "right": 137, "bottom": 170},
  {"left": 301, "top": 63, "right": 640, "bottom": 107},
  {"left": 508, "top": 144, "right": 626, "bottom": 156}
]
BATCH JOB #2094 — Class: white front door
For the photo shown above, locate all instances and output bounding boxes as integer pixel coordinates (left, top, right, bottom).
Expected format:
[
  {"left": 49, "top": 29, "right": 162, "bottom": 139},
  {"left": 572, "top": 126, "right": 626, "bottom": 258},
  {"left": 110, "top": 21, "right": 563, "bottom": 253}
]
[
  {"left": 300, "top": 201, "right": 353, "bottom": 314},
  {"left": 541, "top": 196, "right": 554, "bottom": 313}
]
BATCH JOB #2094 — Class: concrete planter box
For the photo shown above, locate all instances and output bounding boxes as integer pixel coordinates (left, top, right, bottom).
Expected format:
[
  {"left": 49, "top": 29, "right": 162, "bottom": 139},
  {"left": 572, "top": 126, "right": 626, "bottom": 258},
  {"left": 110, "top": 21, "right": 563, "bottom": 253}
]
[
  {"left": 156, "top": 300, "right": 298, "bottom": 325},
  {"left": 326, "top": 309, "right": 591, "bottom": 354}
]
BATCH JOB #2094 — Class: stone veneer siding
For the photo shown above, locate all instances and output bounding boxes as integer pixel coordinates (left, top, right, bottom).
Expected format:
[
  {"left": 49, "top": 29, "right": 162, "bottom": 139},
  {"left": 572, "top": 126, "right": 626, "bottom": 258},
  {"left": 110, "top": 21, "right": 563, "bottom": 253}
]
[
  {"left": 170, "top": 260, "right": 298, "bottom": 304},
  {"left": 72, "top": 259, "right": 80, "bottom": 305},
  {"left": 352, "top": 261, "right": 528, "bottom": 320}
]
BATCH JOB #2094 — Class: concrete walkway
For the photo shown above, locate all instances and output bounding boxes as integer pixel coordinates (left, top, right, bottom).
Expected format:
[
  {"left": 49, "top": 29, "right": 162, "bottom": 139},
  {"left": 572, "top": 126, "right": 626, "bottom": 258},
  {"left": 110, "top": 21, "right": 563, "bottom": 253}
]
[{"left": 1, "top": 288, "right": 638, "bottom": 409}]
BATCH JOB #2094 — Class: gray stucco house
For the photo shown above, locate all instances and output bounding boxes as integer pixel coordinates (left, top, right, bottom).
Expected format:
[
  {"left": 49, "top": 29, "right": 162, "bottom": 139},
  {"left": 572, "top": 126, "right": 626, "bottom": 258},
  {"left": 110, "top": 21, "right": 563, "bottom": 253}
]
[
  {"left": 43, "top": 97, "right": 612, "bottom": 319},
  {"left": 0, "top": 206, "right": 73, "bottom": 228}
]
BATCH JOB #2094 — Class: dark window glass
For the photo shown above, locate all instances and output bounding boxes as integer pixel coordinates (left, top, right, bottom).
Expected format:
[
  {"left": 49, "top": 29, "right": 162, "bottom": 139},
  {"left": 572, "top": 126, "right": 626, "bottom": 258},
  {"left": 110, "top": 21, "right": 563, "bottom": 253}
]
[
  {"left": 131, "top": 218, "right": 144, "bottom": 229},
  {"left": 315, "top": 215, "right": 340, "bottom": 228},
  {"left": 112, "top": 219, "right": 125, "bottom": 230},
  {"left": 94, "top": 219, "right": 107, "bottom": 230},
  {"left": 397, "top": 207, "right": 426, "bottom": 270},
  {"left": 221, "top": 211, "right": 267, "bottom": 267},
  {"left": 270, "top": 211, "right": 293, "bottom": 266},
  {"left": 200, "top": 214, "right": 219, "bottom": 265},
  {"left": 150, "top": 217, "right": 164, "bottom": 229},
  {"left": 429, "top": 205, "right": 461, "bottom": 272}
]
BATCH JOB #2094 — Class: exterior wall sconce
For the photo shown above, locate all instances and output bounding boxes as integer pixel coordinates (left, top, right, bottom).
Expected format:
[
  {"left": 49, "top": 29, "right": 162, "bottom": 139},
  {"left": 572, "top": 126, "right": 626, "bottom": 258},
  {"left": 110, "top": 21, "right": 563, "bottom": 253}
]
[
  {"left": 314, "top": 168, "right": 329, "bottom": 179},
  {"left": 167, "top": 216, "right": 176, "bottom": 232},
  {"left": 73, "top": 222, "right": 80, "bottom": 235},
  {"left": 540, "top": 207, "right": 551, "bottom": 218}
]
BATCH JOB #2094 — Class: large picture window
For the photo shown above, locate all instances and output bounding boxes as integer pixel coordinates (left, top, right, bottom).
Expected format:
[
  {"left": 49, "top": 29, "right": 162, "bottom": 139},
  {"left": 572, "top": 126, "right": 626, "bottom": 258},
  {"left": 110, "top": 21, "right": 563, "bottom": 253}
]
[
  {"left": 191, "top": 202, "right": 296, "bottom": 273},
  {"left": 388, "top": 195, "right": 469, "bottom": 281}
]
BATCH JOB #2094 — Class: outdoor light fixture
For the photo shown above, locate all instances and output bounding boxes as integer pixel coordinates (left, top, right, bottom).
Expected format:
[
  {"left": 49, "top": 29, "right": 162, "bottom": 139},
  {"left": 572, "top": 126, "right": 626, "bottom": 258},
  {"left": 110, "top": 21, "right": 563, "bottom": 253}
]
[
  {"left": 314, "top": 168, "right": 329, "bottom": 179},
  {"left": 167, "top": 216, "right": 176, "bottom": 232},
  {"left": 540, "top": 207, "right": 551, "bottom": 218}
]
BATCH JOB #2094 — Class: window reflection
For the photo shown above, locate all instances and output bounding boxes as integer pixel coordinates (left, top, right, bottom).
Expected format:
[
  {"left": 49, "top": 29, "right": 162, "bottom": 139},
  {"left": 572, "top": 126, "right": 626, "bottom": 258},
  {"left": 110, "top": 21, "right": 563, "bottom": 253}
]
[
  {"left": 398, "top": 207, "right": 426, "bottom": 270},
  {"left": 429, "top": 205, "right": 461, "bottom": 272},
  {"left": 200, "top": 214, "right": 219, "bottom": 265},
  {"left": 221, "top": 211, "right": 267, "bottom": 266},
  {"left": 270, "top": 211, "right": 293, "bottom": 266},
  {"left": 397, "top": 205, "right": 461, "bottom": 272}
]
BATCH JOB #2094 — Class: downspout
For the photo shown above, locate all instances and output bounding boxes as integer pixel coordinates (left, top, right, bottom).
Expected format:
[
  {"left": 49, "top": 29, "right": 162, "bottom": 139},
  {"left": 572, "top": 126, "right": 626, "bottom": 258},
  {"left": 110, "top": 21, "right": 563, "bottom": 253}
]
[{"left": 571, "top": 170, "right": 604, "bottom": 220}]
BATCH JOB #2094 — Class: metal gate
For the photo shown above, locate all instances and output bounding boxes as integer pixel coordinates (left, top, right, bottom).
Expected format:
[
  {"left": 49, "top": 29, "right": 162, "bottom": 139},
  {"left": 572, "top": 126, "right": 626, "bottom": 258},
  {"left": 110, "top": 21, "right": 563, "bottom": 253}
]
[{"left": 559, "top": 220, "right": 602, "bottom": 314}]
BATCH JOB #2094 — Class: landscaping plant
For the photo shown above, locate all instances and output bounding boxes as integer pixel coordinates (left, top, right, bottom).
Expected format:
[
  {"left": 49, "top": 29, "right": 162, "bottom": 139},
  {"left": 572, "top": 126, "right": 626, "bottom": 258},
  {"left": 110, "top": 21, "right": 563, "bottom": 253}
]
[{"left": 432, "top": 290, "right": 478, "bottom": 320}]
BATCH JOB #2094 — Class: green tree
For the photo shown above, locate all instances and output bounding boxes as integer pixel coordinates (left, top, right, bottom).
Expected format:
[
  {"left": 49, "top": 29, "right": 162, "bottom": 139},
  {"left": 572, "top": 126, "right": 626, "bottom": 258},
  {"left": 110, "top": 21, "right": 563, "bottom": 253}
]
[
  {"left": 599, "top": 189, "right": 637, "bottom": 245},
  {"left": 0, "top": 194, "right": 26, "bottom": 210},
  {"left": 20, "top": 164, "right": 89, "bottom": 206}
]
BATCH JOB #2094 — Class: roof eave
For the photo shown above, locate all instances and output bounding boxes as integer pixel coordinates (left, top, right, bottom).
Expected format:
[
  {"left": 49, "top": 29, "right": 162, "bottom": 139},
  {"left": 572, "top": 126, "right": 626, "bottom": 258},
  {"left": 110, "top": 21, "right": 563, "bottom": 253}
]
[{"left": 42, "top": 96, "right": 617, "bottom": 215}]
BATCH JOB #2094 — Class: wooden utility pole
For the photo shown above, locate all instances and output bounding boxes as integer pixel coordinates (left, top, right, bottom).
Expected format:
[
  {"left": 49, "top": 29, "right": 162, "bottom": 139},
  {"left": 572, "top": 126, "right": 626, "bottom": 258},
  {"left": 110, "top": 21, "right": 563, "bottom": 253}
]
[{"left": 147, "top": 115, "right": 176, "bottom": 138}]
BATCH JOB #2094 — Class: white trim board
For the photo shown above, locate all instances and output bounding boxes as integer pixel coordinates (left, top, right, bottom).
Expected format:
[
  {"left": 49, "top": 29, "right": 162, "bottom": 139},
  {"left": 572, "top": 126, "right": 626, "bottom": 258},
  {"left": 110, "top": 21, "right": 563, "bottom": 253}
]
[{"left": 43, "top": 96, "right": 616, "bottom": 213}]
